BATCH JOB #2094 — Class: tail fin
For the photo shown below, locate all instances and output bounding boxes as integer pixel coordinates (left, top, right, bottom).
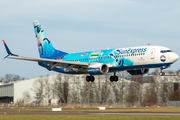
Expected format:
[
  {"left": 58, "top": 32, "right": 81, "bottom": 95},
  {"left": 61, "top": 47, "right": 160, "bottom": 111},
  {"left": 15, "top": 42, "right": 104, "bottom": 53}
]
[{"left": 33, "top": 20, "right": 67, "bottom": 58}]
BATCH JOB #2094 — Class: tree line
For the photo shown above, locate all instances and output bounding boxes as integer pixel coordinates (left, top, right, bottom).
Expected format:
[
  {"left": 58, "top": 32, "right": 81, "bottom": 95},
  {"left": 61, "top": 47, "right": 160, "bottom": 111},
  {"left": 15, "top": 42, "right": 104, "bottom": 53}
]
[
  {"left": 0, "top": 74, "right": 25, "bottom": 82},
  {"left": 2, "top": 69, "right": 180, "bottom": 107},
  {"left": 21, "top": 69, "right": 180, "bottom": 107}
]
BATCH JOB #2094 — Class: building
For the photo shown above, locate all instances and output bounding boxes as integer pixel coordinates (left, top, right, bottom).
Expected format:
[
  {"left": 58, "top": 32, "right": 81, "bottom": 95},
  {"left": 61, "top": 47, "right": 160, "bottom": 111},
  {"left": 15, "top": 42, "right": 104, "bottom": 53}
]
[
  {"left": 0, "top": 75, "right": 58, "bottom": 104},
  {"left": 0, "top": 72, "right": 180, "bottom": 106}
]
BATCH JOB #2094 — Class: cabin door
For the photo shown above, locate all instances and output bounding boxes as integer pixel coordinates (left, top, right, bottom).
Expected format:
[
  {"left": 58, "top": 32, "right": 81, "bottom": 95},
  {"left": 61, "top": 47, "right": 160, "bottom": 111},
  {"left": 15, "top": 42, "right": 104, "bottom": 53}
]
[{"left": 150, "top": 49, "right": 155, "bottom": 59}]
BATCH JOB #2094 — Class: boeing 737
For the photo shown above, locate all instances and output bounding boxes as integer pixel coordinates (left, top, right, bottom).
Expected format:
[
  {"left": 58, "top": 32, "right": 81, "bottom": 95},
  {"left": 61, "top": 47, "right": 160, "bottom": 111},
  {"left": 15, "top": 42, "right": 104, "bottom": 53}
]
[{"left": 2, "top": 20, "right": 179, "bottom": 82}]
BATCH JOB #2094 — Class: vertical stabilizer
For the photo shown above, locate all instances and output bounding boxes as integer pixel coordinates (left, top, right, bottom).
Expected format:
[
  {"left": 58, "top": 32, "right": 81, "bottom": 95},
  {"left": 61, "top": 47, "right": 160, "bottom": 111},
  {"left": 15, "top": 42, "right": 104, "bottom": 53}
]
[{"left": 33, "top": 20, "right": 67, "bottom": 58}]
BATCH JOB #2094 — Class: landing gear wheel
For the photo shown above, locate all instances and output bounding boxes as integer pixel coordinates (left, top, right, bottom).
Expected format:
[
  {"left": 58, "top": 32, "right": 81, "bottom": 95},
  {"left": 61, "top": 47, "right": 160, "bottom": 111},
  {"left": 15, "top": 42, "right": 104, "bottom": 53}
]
[
  {"left": 162, "top": 72, "right": 165, "bottom": 76},
  {"left": 90, "top": 76, "right": 95, "bottom": 82},
  {"left": 86, "top": 76, "right": 90, "bottom": 82},
  {"left": 110, "top": 76, "right": 114, "bottom": 82},
  {"left": 115, "top": 76, "right": 118, "bottom": 82},
  {"left": 109, "top": 76, "right": 118, "bottom": 82},
  {"left": 159, "top": 72, "right": 165, "bottom": 76},
  {"left": 86, "top": 76, "right": 95, "bottom": 82}
]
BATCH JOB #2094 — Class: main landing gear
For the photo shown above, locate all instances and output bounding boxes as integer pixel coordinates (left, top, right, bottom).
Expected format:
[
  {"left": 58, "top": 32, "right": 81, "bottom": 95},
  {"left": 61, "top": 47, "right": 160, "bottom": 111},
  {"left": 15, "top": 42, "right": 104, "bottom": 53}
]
[
  {"left": 86, "top": 76, "right": 95, "bottom": 82},
  {"left": 86, "top": 72, "right": 119, "bottom": 82},
  {"left": 109, "top": 72, "right": 118, "bottom": 82}
]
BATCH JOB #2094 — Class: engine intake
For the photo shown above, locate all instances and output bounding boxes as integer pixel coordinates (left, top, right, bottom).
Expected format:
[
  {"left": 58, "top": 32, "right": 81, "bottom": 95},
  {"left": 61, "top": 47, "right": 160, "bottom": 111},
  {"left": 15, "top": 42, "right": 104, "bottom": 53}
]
[
  {"left": 87, "top": 63, "right": 109, "bottom": 75},
  {"left": 127, "top": 69, "right": 149, "bottom": 75}
]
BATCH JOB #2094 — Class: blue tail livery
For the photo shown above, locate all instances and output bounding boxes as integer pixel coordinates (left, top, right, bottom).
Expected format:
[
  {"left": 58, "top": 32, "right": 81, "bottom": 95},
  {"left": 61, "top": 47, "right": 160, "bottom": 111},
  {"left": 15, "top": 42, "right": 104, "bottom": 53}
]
[{"left": 33, "top": 20, "right": 67, "bottom": 58}]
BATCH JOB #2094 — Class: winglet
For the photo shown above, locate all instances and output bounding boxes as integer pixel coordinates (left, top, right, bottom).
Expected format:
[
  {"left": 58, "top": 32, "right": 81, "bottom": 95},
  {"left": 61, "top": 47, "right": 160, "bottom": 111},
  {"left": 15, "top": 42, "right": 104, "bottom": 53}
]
[
  {"left": 2, "top": 40, "right": 18, "bottom": 59},
  {"left": 2, "top": 40, "right": 6, "bottom": 44},
  {"left": 2, "top": 40, "right": 12, "bottom": 55}
]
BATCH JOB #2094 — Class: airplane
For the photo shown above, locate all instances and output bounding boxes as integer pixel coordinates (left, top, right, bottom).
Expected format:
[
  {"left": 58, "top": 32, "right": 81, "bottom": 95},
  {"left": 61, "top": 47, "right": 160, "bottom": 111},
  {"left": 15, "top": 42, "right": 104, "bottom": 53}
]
[{"left": 2, "top": 20, "right": 179, "bottom": 82}]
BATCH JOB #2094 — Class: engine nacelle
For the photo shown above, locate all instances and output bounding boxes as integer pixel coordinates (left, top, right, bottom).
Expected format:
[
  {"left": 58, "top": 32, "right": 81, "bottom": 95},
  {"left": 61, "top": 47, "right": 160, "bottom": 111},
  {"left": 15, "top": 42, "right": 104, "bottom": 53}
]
[
  {"left": 87, "top": 63, "right": 109, "bottom": 75},
  {"left": 127, "top": 69, "right": 149, "bottom": 75}
]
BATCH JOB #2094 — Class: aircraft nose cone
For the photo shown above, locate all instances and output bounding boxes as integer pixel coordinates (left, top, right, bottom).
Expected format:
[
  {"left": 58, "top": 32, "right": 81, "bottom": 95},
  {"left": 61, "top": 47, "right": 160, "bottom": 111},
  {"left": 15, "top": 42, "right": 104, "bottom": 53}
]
[{"left": 173, "top": 53, "right": 179, "bottom": 62}]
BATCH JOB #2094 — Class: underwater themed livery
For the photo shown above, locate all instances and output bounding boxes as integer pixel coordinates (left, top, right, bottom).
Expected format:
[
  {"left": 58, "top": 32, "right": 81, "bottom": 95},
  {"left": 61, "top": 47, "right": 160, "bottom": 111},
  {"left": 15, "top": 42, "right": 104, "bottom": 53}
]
[{"left": 2, "top": 20, "right": 179, "bottom": 82}]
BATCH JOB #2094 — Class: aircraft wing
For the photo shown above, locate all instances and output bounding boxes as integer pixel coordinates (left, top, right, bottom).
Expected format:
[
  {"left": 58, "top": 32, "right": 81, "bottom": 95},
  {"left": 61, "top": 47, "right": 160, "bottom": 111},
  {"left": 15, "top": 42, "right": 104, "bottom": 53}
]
[
  {"left": 2, "top": 40, "right": 89, "bottom": 72},
  {"left": 8, "top": 55, "right": 89, "bottom": 71}
]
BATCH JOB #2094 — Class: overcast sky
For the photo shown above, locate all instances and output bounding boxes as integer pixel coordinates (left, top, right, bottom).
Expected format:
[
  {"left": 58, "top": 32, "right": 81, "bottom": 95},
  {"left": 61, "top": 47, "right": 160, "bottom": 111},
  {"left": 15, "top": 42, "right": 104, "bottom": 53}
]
[{"left": 0, "top": 0, "right": 180, "bottom": 78}]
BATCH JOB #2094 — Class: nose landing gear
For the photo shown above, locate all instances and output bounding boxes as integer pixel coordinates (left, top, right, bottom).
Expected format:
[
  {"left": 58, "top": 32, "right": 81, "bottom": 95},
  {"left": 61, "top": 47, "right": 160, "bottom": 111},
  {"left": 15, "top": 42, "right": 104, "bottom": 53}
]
[
  {"left": 159, "top": 69, "right": 165, "bottom": 76},
  {"left": 159, "top": 65, "right": 170, "bottom": 76}
]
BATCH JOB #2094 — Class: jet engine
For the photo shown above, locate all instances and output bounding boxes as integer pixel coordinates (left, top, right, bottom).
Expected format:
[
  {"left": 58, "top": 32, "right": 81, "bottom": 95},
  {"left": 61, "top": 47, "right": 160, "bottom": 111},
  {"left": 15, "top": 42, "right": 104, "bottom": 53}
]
[
  {"left": 87, "top": 63, "right": 109, "bottom": 75},
  {"left": 127, "top": 69, "right": 149, "bottom": 75}
]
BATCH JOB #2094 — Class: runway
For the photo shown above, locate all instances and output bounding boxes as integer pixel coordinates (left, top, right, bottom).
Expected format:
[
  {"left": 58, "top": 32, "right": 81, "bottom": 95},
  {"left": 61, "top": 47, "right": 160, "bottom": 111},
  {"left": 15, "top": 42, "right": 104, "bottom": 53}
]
[{"left": 1, "top": 111, "right": 180, "bottom": 116}]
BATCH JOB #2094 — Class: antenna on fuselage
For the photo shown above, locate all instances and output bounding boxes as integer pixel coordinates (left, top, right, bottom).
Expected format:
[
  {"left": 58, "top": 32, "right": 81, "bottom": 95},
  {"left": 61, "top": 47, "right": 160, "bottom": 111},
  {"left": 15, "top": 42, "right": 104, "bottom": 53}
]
[{"left": 148, "top": 43, "right": 151, "bottom": 46}]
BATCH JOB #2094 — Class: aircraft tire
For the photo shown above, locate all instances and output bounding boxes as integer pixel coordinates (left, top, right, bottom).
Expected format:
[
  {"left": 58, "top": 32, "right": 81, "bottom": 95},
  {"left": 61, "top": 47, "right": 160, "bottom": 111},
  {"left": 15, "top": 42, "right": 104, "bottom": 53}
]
[
  {"left": 86, "top": 76, "right": 95, "bottom": 82},
  {"left": 86, "top": 76, "right": 90, "bottom": 82},
  {"left": 90, "top": 76, "right": 95, "bottom": 82},
  {"left": 159, "top": 72, "right": 165, "bottom": 76},
  {"left": 110, "top": 76, "right": 114, "bottom": 82},
  {"left": 110, "top": 76, "right": 118, "bottom": 82},
  {"left": 162, "top": 72, "right": 165, "bottom": 76},
  {"left": 115, "top": 76, "right": 118, "bottom": 82}
]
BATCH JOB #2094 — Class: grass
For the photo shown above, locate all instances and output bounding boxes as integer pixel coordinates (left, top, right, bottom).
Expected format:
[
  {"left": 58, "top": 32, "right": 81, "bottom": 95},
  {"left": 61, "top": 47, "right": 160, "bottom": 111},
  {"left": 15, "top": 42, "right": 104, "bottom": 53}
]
[
  {"left": 63, "top": 107, "right": 180, "bottom": 113},
  {"left": 1, "top": 107, "right": 180, "bottom": 120},
  {"left": 1, "top": 107, "right": 180, "bottom": 113},
  {"left": 0, "top": 115, "right": 180, "bottom": 120}
]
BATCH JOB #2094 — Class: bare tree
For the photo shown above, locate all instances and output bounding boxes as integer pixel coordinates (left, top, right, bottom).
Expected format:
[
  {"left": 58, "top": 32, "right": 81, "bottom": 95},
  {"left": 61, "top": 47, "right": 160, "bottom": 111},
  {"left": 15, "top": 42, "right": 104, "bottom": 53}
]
[
  {"left": 111, "top": 82, "right": 120, "bottom": 103},
  {"left": 124, "top": 92, "right": 137, "bottom": 106},
  {"left": 158, "top": 77, "right": 169, "bottom": 104},
  {"left": 22, "top": 90, "right": 31, "bottom": 105},
  {"left": 80, "top": 76, "right": 91, "bottom": 106},
  {"left": 149, "top": 68, "right": 160, "bottom": 76},
  {"left": 168, "top": 71, "right": 180, "bottom": 101},
  {"left": 100, "top": 76, "right": 110, "bottom": 103},
  {"left": 53, "top": 75, "right": 69, "bottom": 105},
  {"left": 139, "top": 72, "right": 158, "bottom": 106},
  {"left": 0, "top": 74, "right": 24, "bottom": 82},
  {"left": 124, "top": 75, "right": 142, "bottom": 106},
  {"left": 141, "top": 87, "right": 158, "bottom": 106},
  {"left": 177, "top": 70, "right": 180, "bottom": 77},
  {"left": 93, "top": 76, "right": 102, "bottom": 103},
  {"left": 70, "top": 75, "right": 82, "bottom": 105},
  {"left": 16, "top": 98, "right": 24, "bottom": 107},
  {"left": 169, "top": 89, "right": 180, "bottom": 101},
  {"left": 44, "top": 75, "right": 52, "bottom": 105},
  {"left": 89, "top": 82, "right": 96, "bottom": 105},
  {"left": 31, "top": 77, "right": 44, "bottom": 106},
  {"left": 63, "top": 75, "right": 69, "bottom": 104},
  {"left": 79, "top": 75, "right": 106, "bottom": 106},
  {"left": 117, "top": 71, "right": 129, "bottom": 103},
  {"left": 53, "top": 75, "right": 63, "bottom": 105}
]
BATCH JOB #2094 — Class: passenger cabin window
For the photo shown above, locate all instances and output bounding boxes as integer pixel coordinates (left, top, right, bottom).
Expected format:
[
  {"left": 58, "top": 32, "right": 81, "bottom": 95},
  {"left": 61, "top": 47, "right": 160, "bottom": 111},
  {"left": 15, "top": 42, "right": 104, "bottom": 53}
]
[{"left": 160, "top": 50, "right": 173, "bottom": 53}]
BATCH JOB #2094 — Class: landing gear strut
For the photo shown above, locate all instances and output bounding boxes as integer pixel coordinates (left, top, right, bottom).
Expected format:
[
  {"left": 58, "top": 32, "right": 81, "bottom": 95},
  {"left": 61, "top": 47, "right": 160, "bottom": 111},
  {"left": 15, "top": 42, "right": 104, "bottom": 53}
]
[
  {"left": 109, "top": 72, "right": 118, "bottom": 82},
  {"left": 159, "top": 69, "right": 165, "bottom": 76},
  {"left": 86, "top": 76, "right": 95, "bottom": 82}
]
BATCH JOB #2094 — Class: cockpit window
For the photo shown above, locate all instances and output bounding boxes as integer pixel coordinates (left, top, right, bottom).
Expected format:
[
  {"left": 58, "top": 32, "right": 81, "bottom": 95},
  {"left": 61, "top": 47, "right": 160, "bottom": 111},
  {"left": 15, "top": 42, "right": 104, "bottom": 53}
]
[{"left": 160, "top": 50, "right": 173, "bottom": 53}]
